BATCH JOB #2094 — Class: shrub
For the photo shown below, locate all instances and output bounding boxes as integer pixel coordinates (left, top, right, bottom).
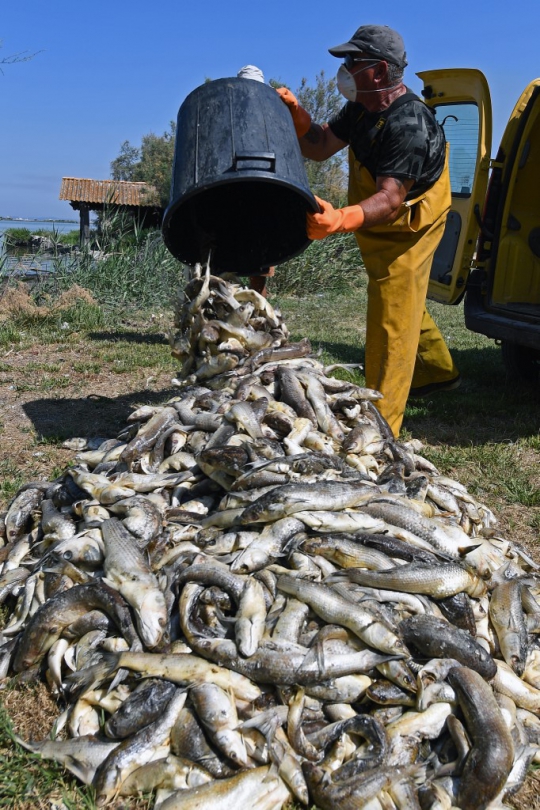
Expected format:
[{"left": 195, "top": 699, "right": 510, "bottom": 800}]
[
  {"left": 3, "top": 228, "right": 32, "bottom": 245},
  {"left": 269, "top": 232, "right": 364, "bottom": 295},
  {"left": 57, "top": 230, "right": 80, "bottom": 246},
  {"left": 50, "top": 230, "right": 185, "bottom": 310}
]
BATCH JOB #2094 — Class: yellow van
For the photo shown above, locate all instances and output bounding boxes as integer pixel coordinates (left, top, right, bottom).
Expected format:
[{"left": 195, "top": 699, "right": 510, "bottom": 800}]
[{"left": 422, "top": 69, "right": 540, "bottom": 379}]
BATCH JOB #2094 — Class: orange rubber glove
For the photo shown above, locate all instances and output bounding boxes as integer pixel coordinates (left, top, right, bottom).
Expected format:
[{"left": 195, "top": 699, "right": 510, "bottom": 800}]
[
  {"left": 307, "top": 196, "right": 365, "bottom": 240},
  {"left": 276, "top": 87, "right": 312, "bottom": 138}
]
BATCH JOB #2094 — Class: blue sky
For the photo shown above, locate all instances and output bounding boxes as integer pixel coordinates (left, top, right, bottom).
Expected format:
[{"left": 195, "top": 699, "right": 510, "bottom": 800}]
[{"left": 2, "top": 0, "right": 539, "bottom": 219}]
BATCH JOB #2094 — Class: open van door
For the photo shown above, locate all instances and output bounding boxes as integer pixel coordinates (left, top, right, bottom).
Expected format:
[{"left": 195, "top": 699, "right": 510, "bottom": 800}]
[
  {"left": 419, "top": 69, "right": 492, "bottom": 304},
  {"left": 481, "top": 79, "right": 540, "bottom": 317},
  {"left": 464, "top": 78, "right": 540, "bottom": 371}
]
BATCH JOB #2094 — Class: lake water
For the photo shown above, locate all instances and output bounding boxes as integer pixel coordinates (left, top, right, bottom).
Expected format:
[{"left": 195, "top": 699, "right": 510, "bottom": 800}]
[
  {"left": 0, "top": 220, "right": 78, "bottom": 237},
  {"left": 0, "top": 220, "right": 79, "bottom": 277}
]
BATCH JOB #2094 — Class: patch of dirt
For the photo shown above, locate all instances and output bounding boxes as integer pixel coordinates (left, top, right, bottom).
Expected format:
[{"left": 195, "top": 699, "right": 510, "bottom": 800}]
[
  {"left": 508, "top": 769, "right": 540, "bottom": 810},
  {"left": 1, "top": 681, "right": 61, "bottom": 741},
  {"left": 491, "top": 499, "right": 540, "bottom": 559},
  {"left": 0, "top": 327, "right": 178, "bottom": 510}
]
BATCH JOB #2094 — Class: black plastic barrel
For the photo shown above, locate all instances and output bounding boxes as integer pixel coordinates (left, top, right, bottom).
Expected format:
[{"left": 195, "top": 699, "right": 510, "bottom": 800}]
[{"left": 162, "top": 77, "right": 318, "bottom": 274}]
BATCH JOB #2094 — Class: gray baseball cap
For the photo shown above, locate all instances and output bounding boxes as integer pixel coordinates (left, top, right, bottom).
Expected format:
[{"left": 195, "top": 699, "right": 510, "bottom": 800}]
[{"left": 328, "top": 24, "right": 407, "bottom": 68}]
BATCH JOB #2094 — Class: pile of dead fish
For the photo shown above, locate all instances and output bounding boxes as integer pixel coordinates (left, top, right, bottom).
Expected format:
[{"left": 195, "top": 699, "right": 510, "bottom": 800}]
[{"left": 2, "top": 264, "right": 540, "bottom": 810}]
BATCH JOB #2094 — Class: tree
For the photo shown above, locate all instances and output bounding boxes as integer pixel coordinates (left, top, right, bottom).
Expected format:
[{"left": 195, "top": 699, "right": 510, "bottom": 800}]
[
  {"left": 110, "top": 141, "right": 140, "bottom": 181},
  {"left": 110, "top": 123, "right": 176, "bottom": 208},
  {"left": 134, "top": 128, "right": 176, "bottom": 206},
  {"left": 275, "top": 71, "right": 347, "bottom": 206}
]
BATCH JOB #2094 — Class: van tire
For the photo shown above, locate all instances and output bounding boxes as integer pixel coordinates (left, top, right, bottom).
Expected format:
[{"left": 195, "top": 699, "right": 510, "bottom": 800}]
[{"left": 501, "top": 340, "right": 540, "bottom": 381}]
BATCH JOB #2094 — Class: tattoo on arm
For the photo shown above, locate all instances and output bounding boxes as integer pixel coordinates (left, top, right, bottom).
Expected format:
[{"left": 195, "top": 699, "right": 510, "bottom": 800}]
[
  {"left": 390, "top": 177, "right": 405, "bottom": 190},
  {"left": 303, "top": 124, "right": 322, "bottom": 145}
]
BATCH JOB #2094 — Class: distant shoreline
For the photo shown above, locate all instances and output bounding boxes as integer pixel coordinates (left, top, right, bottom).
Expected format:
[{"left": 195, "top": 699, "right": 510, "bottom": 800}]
[{"left": 0, "top": 218, "right": 78, "bottom": 225}]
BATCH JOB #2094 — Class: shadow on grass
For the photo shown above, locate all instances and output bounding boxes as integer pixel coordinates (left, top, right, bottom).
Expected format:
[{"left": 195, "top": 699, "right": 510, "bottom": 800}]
[
  {"left": 293, "top": 339, "right": 539, "bottom": 445},
  {"left": 404, "top": 345, "right": 540, "bottom": 444},
  {"left": 19, "top": 342, "right": 540, "bottom": 446},
  {"left": 315, "top": 341, "right": 365, "bottom": 365},
  {"left": 87, "top": 331, "right": 168, "bottom": 345},
  {"left": 22, "top": 388, "right": 180, "bottom": 442}
]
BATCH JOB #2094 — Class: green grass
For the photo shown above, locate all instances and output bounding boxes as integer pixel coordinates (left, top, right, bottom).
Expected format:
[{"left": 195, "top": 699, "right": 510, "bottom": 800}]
[
  {"left": 0, "top": 323, "right": 23, "bottom": 348},
  {"left": 57, "top": 229, "right": 80, "bottom": 246},
  {"left": 50, "top": 232, "right": 185, "bottom": 311},
  {"left": 0, "top": 702, "right": 97, "bottom": 809},
  {"left": 2, "top": 228, "right": 33, "bottom": 244},
  {"left": 271, "top": 231, "right": 363, "bottom": 294},
  {"left": 3, "top": 227, "right": 79, "bottom": 248},
  {"left": 3, "top": 226, "right": 185, "bottom": 314},
  {"left": 0, "top": 459, "right": 25, "bottom": 501}
]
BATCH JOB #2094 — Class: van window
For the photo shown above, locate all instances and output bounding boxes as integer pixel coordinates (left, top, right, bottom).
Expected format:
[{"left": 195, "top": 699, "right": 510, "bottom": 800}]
[{"left": 434, "top": 103, "right": 479, "bottom": 198}]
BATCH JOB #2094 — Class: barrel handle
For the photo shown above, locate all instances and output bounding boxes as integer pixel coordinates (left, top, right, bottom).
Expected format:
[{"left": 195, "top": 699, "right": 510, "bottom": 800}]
[{"left": 232, "top": 151, "right": 276, "bottom": 172}]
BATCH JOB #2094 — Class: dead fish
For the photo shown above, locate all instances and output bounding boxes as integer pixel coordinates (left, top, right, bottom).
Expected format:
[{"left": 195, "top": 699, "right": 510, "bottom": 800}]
[
  {"left": 13, "top": 734, "right": 118, "bottom": 784},
  {"left": 65, "top": 649, "right": 261, "bottom": 702},
  {"left": 5, "top": 487, "right": 43, "bottom": 543},
  {"left": 119, "top": 753, "right": 212, "bottom": 796},
  {"left": 156, "top": 764, "right": 291, "bottom": 810},
  {"left": 489, "top": 580, "right": 528, "bottom": 676},
  {"left": 448, "top": 666, "right": 514, "bottom": 810},
  {"left": 333, "top": 561, "right": 486, "bottom": 599},
  {"left": 171, "top": 707, "right": 236, "bottom": 779},
  {"left": 120, "top": 407, "right": 179, "bottom": 467},
  {"left": 101, "top": 518, "right": 168, "bottom": 649},
  {"left": 13, "top": 581, "right": 142, "bottom": 672},
  {"left": 240, "top": 480, "right": 374, "bottom": 524},
  {"left": 104, "top": 679, "right": 177, "bottom": 739},
  {"left": 399, "top": 615, "right": 497, "bottom": 679},
  {"left": 235, "top": 577, "right": 267, "bottom": 657},
  {"left": 93, "top": 689, "right": 187, "bottom": 805},
  {"left": 190, "top": 682, "right": 247, "bottom": 766},
  {"left": 277, "top": 574, "right": 408, "bottom": 657}
]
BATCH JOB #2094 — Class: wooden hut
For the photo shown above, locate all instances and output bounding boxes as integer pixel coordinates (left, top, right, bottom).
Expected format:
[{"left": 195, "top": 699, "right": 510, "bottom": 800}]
[{"left": 59, "top": 178, "right": 163, "bottom": 245}]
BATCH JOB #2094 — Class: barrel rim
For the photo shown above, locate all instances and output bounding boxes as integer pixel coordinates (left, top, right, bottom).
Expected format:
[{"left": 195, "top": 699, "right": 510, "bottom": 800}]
[
  {"left": 163, "top": 173, "right": 318, "bottom": 233},
  {"left": 162, "top": 173, "right": 316, "bottom": 268}
]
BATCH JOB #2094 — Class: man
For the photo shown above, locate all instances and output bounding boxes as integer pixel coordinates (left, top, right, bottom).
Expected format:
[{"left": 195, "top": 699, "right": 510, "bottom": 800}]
[{"left": 277, "top": 24, "right": 459, "bottom": 437}]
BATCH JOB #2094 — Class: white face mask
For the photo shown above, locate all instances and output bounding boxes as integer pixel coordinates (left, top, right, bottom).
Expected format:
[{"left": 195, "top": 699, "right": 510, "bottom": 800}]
[
  {"left": 336, "top": 64, "right": 359, "bottom": 102},
  {"left": 336, "top": 61, "right": 401, "bottom": 102}
]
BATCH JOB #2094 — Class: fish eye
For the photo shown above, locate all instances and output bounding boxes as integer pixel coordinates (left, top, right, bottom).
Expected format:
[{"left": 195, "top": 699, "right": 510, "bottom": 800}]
[{"left": 63, "top": 551, "right": 73, "bottom": 560}]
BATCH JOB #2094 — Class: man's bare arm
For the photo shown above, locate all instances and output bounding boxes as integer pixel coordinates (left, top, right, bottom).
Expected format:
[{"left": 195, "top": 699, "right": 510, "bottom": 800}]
[
  {"left": 358, "top": 175, "right": 415, "bottom": 228},
  {"left": 299, "top": 123, "right": 348, "bottom": 161}
]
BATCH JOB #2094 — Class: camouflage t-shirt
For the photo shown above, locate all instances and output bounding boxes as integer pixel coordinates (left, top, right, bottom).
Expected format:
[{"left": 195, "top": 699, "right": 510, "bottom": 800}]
[{"left": 328, "top": 89, "right": 446, "bottom": 198}]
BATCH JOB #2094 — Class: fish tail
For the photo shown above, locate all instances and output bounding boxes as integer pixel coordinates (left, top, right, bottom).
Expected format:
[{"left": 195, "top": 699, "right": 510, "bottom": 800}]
[{"left": 64, "top": 651, "right": 120, "bottom": 699}]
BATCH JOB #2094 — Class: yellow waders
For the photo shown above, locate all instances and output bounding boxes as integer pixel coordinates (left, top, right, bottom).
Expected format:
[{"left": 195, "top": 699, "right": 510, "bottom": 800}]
[{"left": 349, "top": 145, "right": 458, "bottom": 436}]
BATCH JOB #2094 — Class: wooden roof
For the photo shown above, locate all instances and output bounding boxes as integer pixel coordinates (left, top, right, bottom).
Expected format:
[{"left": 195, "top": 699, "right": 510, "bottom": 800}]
[{"left": 59, "top": 178, "right": 161, "bottom": 207}]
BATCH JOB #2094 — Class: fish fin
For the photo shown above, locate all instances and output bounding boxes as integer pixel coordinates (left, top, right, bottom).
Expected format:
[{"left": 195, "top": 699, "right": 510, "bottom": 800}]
[
  {"left": 11, "top": 732, "right": 35, "bottom": 752},
  {"left": 64, "top": 651, "right": 119, "bottom": 699},
  {"left": 108, "top": 666, "right": 130, "bottom": 692},
  {"left": 296, "top": 647, "right": 321, "bottom": 678},
  {"left": 459, "top": 544, "right": 482, "bottom": 556},
  {"left": 63, "top": 755, "right": 96, "bottom": 785},
  {"left": 264, "top": 761, "right": 280, "bottom": 782},
  {"left": 408, "top": 761, "right": 429, "bottom": 785},
  {"left": 315, "top": 641, "right": 326, "bottom": 674},
  {"left": 51, "top": 708, "right": 69, "bottom": 739},
  {"left": 322, "top": 571, "right": 348, "bottom": 583}
]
